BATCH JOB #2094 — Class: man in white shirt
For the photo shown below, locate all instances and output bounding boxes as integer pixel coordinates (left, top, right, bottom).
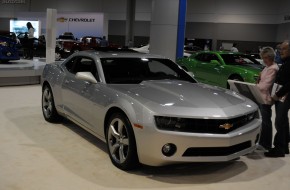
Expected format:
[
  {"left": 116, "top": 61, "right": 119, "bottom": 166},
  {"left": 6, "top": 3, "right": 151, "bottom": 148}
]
[{"left": 231, "top": 43, "right": 239, "bottom": 52}]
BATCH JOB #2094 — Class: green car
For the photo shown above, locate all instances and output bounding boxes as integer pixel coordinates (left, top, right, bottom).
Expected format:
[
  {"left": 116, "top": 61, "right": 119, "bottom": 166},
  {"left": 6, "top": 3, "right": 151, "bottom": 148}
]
[{"left": 177, "top": 51, "right": 263, "bottom": 89}]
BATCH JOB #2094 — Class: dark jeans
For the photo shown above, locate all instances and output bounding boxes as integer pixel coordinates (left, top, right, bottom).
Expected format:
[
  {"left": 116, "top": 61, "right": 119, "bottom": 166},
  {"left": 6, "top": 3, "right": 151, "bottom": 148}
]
[
  {"left": 27, "top": 38, "right": 34, "bottom": 59},
  {"left": 259, "top": 104, "right": 273, "bottom": 149},
  {"left": 273, "top": 96, "right": 290, "bottom": 152}
]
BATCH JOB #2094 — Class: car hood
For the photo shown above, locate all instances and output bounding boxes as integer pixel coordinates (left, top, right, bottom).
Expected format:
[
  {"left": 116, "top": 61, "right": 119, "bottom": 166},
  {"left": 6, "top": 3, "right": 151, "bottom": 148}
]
[{"left": 109, "top": 80, "right": 257, "bottom": 118}]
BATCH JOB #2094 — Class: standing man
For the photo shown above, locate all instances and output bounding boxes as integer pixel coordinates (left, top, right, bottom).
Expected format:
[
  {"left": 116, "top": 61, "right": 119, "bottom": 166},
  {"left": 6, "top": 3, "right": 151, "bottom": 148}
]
[
  {"left": 265, "top": 40, "right": 290, "bottom": 157},
  {"left": 231, "top": 43, "right": 239, "bottom": 52},
  {"left": 26, "top": 22, "right": 35, "bottom": 59}
]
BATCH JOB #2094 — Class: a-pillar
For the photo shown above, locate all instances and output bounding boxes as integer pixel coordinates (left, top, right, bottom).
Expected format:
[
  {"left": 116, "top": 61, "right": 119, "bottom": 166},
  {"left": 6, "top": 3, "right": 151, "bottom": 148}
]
[
  {"left": 150, "top": 0, "right": 187, "bottom": 61},
  {"left": 46, "top": 9, "right": 57, "bottom": 64}
]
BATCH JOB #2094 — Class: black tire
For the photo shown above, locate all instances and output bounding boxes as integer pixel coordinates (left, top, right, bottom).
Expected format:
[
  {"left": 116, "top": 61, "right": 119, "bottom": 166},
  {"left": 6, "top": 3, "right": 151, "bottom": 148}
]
[
  {"left": 105, "top": 113, "right": 139, "bottom": 170},
  {"left": 42, "top": 85, "right": 62, "bottom": 122}
]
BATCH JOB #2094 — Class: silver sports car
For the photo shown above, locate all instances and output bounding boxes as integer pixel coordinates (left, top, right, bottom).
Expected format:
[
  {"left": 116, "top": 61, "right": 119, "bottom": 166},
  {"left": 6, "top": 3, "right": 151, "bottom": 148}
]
[{"left": 41, "top": 51, "right": 261, "bottom": 170}]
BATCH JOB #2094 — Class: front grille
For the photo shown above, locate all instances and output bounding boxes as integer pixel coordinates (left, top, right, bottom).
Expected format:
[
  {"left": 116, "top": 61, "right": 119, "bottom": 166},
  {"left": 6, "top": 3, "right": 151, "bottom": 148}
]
[
  {"left": 155, "top": 111, "right": 258, "bottom": 134},
  {"left": 182, "top": 141, "right": 252, "bottom": 157}
]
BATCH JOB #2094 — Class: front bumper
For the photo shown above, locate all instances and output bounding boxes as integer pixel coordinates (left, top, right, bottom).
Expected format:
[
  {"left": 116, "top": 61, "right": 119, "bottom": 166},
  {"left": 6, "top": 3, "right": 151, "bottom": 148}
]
[
  {"left": 135, "top": 119, "right": 261, "bottom": 166},
  {"left": 0, "top": 48, "right": 20, "bottom": 61}
]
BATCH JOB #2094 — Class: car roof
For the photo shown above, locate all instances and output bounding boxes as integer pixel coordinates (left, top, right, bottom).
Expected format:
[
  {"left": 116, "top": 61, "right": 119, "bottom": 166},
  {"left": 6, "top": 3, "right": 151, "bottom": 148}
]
[
  {"left": 196, "top": 51, "right": 244, "bottom": 55},
  {"left": 74, "top": 50, "right": 166, "bottom": 59}
]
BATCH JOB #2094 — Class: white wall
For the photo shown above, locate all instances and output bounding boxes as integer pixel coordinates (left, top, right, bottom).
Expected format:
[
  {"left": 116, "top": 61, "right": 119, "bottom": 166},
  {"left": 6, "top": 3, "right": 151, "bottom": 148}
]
[
  {"left": 1, "top": 0, "right": 290, "bottom": 24},
  {"left": 186, "top": 0, "right": 283, "bottom": 24},
  {"left": 1, "top": 0, "right": 290, "bottom": 44}
]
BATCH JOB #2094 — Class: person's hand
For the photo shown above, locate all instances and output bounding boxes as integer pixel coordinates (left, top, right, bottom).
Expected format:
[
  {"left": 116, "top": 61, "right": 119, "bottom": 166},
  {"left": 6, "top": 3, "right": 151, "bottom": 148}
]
[{"left": 272, "top": 94, "right": 279, "bottom": 101}]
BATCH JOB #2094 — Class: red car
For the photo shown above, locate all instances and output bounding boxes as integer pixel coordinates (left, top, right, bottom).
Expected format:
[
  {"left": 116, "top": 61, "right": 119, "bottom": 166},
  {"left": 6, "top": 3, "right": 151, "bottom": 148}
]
[{"left": 70, "top": 36, "right": 102, "bottom": 53}]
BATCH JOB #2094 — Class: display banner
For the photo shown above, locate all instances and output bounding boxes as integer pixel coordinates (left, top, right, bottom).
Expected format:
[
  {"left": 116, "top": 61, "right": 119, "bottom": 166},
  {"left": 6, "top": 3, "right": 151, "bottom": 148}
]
[{"left": 56, "top": 12, "right": 104, "bottom": 39}]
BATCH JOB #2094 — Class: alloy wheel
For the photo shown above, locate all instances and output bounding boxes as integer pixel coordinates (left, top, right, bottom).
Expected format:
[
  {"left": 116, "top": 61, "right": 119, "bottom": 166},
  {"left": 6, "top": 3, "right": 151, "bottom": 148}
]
[
  {"left": 42, "top": 87, "right": 53, "bottom": 119},
  {"left": 107, "top": 118, "right": 129, "bottom": 164}
]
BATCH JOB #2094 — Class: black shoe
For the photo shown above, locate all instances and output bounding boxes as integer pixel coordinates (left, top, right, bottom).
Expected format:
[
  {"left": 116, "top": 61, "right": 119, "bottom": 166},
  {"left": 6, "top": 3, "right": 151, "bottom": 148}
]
[{"left": 264, "top": 148, "right": 285, "bottom": 157}]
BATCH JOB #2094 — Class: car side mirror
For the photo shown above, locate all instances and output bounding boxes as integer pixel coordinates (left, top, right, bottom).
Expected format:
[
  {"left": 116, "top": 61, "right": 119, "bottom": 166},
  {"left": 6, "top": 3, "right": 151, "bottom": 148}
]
[
  {"left": 76, "top": 72, "right": 98, "bottom": 84},
  {"left": 210, "top": 60, "right": 220, "bottom": 65}
]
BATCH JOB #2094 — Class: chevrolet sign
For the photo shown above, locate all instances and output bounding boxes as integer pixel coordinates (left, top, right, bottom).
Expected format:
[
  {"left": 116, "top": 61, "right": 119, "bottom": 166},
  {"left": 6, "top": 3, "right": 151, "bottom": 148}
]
[{"left": 57, "top": 17, "right": 95, "bottom": 23}]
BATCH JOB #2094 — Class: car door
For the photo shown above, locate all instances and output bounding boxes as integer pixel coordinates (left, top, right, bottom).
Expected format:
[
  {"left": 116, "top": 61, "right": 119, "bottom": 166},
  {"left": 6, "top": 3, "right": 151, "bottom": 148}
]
[
  {"left": 194, "top": 53, "right": 224, "bottom": 86},
  {"left": 61, "top": 56, "right": 102, "bottom": 131}
]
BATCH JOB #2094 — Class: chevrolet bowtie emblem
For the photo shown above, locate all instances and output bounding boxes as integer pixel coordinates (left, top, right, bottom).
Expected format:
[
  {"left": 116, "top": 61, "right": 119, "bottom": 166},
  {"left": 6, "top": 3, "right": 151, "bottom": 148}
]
[{"left": 219, "top": 123, "right": 233, "bottom": 130}]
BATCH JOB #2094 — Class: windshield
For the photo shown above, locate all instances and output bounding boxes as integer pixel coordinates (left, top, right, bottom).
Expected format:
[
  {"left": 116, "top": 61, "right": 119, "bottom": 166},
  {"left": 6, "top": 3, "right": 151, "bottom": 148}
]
[
  {"left": 101, "top": 58, "right": 196, "bottom": 84},
  {"left": 221, "top": 54, "right": 260, "bottom": 65}
]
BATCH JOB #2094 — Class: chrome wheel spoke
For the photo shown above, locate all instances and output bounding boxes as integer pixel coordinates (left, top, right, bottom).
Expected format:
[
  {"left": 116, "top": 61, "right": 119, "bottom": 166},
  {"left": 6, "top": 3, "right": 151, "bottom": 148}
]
[
  {"left": 117, "top": 119, "right": 124, "bottom": 136},
  {"left": 119, "top": 145, "right": 126, "bottom": 163},
  {"left": 43, "top": 100, "right": 49, "bottom": 107},
  {"left": 111, "top": 143, "right": 119, "bottom": 155},
  {"left": 110, "top": 124, "right": 120, "bottom": 139},
  {"left": 47, "top": 91, "right": 52, "bottom": 101}
]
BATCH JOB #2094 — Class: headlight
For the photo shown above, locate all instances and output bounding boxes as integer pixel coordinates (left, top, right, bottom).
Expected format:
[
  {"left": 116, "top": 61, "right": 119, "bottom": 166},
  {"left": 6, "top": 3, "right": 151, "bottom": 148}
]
[
  {"left": 154, "top": 116, "right": 188, "bottom": 131},
  {"left": 0, "top": 41, "right": 8, "bottom": 46}
]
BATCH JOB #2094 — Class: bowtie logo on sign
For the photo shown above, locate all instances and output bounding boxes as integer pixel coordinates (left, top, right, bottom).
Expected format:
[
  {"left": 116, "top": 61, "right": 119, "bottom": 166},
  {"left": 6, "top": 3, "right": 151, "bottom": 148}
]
[{"left": 57, "top": 17, "right": 68, "bottom": 23}]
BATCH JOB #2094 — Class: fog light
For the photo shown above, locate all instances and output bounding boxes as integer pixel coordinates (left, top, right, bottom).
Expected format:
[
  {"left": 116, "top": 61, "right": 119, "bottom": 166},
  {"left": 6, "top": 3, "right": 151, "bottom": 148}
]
[{"left": 162, "top": 143, "right": 177, "bottom": 157}]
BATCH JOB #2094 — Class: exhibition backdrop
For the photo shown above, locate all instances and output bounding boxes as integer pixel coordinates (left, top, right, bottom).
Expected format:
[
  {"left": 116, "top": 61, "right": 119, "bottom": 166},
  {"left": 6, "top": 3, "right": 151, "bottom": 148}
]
[
  {"left": 56, "top": 12, "right": 104, "bottom": 39},
  {"left": 10, "top": 12, "right": 105, "bottom": 39}
]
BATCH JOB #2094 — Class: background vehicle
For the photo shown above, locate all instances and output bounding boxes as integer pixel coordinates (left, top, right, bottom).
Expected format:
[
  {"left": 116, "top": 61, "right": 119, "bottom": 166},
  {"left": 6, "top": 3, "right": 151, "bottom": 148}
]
[
  {"left": 0, "top": 35, "right": 20, "bottom": 63},
  {"left": 17, "top": 33, "right": 62, "bottom": 60},
  {"left": 69, "top": 36, "right": 102, "bottom": 53},
  {"left": 177, "top": 51, "right": 263, "bottom": 89},
  {"left": 56, "top": 32, "right": 78, "bottom": 57},
  {"left": 248, "top": 53, "right": 265, "bottom": 66},
  {"left": 41, "top": 51, "right": 261, "bottom": 170}
]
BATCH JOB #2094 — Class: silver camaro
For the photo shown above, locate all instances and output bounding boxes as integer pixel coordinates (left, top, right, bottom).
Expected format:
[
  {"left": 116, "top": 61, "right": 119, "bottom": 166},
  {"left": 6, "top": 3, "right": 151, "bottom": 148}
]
[{"left": 41, "top": 51, "right": 261, "bottom": 170}]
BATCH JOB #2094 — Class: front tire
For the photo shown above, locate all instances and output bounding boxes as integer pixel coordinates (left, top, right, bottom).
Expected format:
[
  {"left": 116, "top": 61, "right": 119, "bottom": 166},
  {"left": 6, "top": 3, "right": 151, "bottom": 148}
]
[
  {"left": 106, "top": 113, "right": 139, "bottom": 170},
  {"left": 42, "top": 85, "right": 62, "bottom": 122}
]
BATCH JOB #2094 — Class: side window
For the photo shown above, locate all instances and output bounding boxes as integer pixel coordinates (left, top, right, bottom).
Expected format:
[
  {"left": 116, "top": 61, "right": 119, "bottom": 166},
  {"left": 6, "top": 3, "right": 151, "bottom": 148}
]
[
  {"left": 208, "top": 54, "right": 220, "bottom": 62},
  {"left": 148, "top": 60, "right": 177, "bottom": 76},
  {"left": 200, "top": 53, "right": 220, "bottom": 63},
  {"left": 65, "top": 57, "right": 99, "bottom": 81},
  {"left": 195, "top": 53, "right": 204, "bottom": 61}
]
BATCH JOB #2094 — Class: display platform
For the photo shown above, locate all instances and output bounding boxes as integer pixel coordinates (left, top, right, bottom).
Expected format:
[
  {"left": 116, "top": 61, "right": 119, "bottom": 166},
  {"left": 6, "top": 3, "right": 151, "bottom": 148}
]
[{"left": 0, "top": 58, "right": 49, "bottom": 86}]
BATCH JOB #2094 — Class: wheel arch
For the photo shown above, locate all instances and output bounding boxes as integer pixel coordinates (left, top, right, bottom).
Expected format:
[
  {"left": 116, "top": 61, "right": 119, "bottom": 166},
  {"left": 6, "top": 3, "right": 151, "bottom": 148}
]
[
  {"left": 228, "top": 73, "right": 244, "bottom": 81},
  {"left": 227, "top": 73, "right": 244, "bottom": 89},
  {"left": 104, "top": 107, "right": 130, "bottom": 136},
  {"left": 42, "top": 80, "right": 51, "bottom": 90}
]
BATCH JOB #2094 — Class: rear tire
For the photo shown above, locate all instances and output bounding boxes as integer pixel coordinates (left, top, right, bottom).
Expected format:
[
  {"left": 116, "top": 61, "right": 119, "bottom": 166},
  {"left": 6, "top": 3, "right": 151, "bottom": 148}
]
[
  {"left": 105, "top": 112, "right": 139, "bottom": 170},
  {"left": 42, "top": 85, "right": 62, "bottom": 122}
]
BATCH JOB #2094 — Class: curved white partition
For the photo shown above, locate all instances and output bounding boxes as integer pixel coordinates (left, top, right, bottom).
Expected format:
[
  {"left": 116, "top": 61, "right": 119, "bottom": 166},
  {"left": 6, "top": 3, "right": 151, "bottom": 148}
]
[{"left": 0, "top": 58, "right": 46, "bottom": 86}]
